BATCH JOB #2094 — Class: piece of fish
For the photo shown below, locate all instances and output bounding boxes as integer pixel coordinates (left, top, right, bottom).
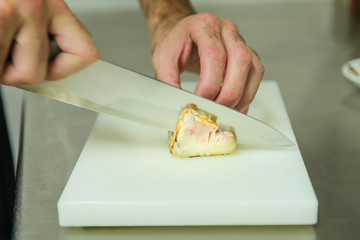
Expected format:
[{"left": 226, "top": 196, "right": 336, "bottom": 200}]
[{"left": 168, "top": 104, "right": 237, "bottom": 158}]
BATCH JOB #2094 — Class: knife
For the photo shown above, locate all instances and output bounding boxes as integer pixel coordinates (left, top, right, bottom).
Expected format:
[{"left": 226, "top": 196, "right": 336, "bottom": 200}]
[{"left": 13, "top": 38, "right": 293, "bottom": 147}]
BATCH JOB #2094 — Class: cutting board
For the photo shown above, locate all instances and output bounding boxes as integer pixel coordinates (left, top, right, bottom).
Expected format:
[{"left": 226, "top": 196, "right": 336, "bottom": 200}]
[{"left": 57, "top": 80, "right": 318, "bottom": 226}]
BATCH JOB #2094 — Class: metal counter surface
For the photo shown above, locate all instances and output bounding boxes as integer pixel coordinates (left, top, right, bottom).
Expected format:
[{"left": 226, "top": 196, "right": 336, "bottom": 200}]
[{"left": 13, "top": 1, "right": 360, "bottom": 240}]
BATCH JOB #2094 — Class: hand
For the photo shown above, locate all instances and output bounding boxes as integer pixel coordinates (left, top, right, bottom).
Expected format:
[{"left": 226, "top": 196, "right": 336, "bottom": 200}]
[
  {"left": 151, "top": 13, "right": 264, "bottom": 113},
  {"left": 0, "top": 0, "right": 99, "bottom": 86}
]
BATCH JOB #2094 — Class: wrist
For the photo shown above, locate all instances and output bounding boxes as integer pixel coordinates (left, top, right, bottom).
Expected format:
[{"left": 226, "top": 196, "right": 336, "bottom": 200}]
[{"left": 139, "top": 0, "right": 195, "bottom": 54}]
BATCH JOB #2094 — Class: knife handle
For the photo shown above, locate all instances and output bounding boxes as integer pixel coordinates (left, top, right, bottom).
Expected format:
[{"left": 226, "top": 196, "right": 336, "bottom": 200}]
[
  {"left": 48, "top": 35, "right": 61, "bottom": 61},
  {"left": 7, "top": 35, "right": 61, "bottom": 62}
]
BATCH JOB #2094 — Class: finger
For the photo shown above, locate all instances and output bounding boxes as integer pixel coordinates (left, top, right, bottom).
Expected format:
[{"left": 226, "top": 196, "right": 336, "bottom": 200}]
[
  {"left": 2, "top": 28, "right": 49, "bottom": 85},
  {"left": 243, "top": 106, "right": 249, "bottom": 115},
  {"left": 234, "top": 52, "right": 265, "bottom": 113},
  {"left": 215, "top": 20, "right": 252, "bottom": 108},
  {"left": 46, "top": 2, "right": 98, "bottom": 80},
  {"left": 151, "top": 39, "right": 182, "bottom": 88},
  {"left": 151, "top": 20, "right": 201, "bottom": 89},
  {"left": 192, "top": 14, "right": 226, "bottom": 100},
  {"left": 2, "top": 2, "right": 49, "bottom": 85},
  {"left": 153, "top": 59, "right": 182, "bottom": 89},
  {"left": 0, "top": 2, "right": 18, "bottom": 78}
]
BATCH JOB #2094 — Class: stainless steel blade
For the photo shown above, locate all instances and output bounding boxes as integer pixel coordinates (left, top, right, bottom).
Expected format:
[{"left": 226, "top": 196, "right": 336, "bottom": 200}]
[{"left": 18, "top": 60, "right": 293, "bottom": 147}]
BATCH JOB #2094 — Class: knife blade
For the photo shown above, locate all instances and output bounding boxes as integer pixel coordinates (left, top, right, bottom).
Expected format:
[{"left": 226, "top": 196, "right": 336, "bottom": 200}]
[{"left": 17, "top": 59, "right": 293, "bottom": 147}]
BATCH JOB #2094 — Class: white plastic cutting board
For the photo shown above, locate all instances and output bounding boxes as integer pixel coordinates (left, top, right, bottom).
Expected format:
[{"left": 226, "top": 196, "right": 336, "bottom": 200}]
[{"left": 57, "top": 80, "right": 318, "bottom": 226}]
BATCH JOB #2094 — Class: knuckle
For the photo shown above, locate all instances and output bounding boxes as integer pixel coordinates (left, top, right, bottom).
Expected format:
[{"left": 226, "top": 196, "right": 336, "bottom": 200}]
[
  {"left": 0, "top": 2, "right": 16, "bottom": 22},
  {"left": 23, "top": 0, "right": 47, "bottom": 22},
  {"left": 227, "top": 89, "right": 242, "bottom": 102},
  {"left": 258, "top": 62, "right": 265, "bottom": 75},
  {"left": 203, "top": 25, "right": 221, "bottom": 41},
  {"left": 26, "top": 0, "right": 46, "bottom": 11},
  {"left": 197, "top": 13, "right": 222, "bottom": 41},
  {"left": 222, "top": 89, "right": 242, "bottom": 106},
  {"left": 199, "top": 84, "right": 220, "bottom": 100},
  {"left": 83, "top": 47, "right": 100, "bottom": 64},
  {"left": 18, "top": 68, "right": 45, "bottom": 84},
  {"left": 239, "top": 47, "right": 253, "bottom": 61},
  {"left": 222, "top": 20, "right": 246, "bottom": 43},
  {"left": 197, "top": 13, "right": 221, "bottom": 25},
  {"left": 1, "top": 65, "right": 45, "bottom": 85},
  {"left": 241, "top": 93, "right": 254, "bottom": 106},
  {"left": 204, "top": 47, "right": 227, "bottom": 64},
  {"left": 252, "top": 55, "right": 265, "bottom": 76},
  {"left": 222, "top": 19, "right": 237, "bottom": 30},
  {"left": 234, "top": 47, "right": 253, "bottom": 64}
]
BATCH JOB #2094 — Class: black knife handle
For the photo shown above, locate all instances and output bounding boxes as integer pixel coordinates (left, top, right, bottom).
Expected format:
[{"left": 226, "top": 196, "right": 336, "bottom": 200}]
[
  {"left": 7, "top": 35, "right": 61, "bottom": 62},
  {"left": 48, "top": 35, "right": 61, "bottom": 61}
]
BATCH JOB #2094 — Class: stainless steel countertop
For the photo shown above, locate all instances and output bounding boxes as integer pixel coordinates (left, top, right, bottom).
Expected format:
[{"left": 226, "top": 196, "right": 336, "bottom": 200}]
[{"left": 13, "top": 1, "right": 360, "bottom": 239}]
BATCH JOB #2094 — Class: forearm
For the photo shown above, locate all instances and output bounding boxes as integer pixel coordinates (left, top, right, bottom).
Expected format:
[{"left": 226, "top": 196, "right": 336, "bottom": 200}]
[{"left": 139, "top": 0, "right": 195, "bottom": 51}]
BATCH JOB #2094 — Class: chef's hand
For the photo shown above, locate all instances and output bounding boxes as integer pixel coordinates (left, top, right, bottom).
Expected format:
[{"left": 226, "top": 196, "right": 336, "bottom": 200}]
[
  {"left": 0, "top": 0, "right": 99, "bottom": 86},
  {"left": 152, "top": 13, "right": 264, "bottom": 114}
]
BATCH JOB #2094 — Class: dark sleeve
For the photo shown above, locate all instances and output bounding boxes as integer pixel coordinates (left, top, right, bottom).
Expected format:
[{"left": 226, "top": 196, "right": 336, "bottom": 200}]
[{"left": 0, "top": 90, "right": 15, "bottom": 240}]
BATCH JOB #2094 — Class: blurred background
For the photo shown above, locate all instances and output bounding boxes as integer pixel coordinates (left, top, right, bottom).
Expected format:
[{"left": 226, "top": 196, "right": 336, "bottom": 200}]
[{"left": 1, "top": 0, "right": 360, "bottom": 240}]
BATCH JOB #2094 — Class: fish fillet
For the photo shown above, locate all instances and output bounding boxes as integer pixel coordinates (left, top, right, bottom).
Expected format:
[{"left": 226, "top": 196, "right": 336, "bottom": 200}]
[{"left": 168, "top": 104, "right": 237, "bottom": 158}]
